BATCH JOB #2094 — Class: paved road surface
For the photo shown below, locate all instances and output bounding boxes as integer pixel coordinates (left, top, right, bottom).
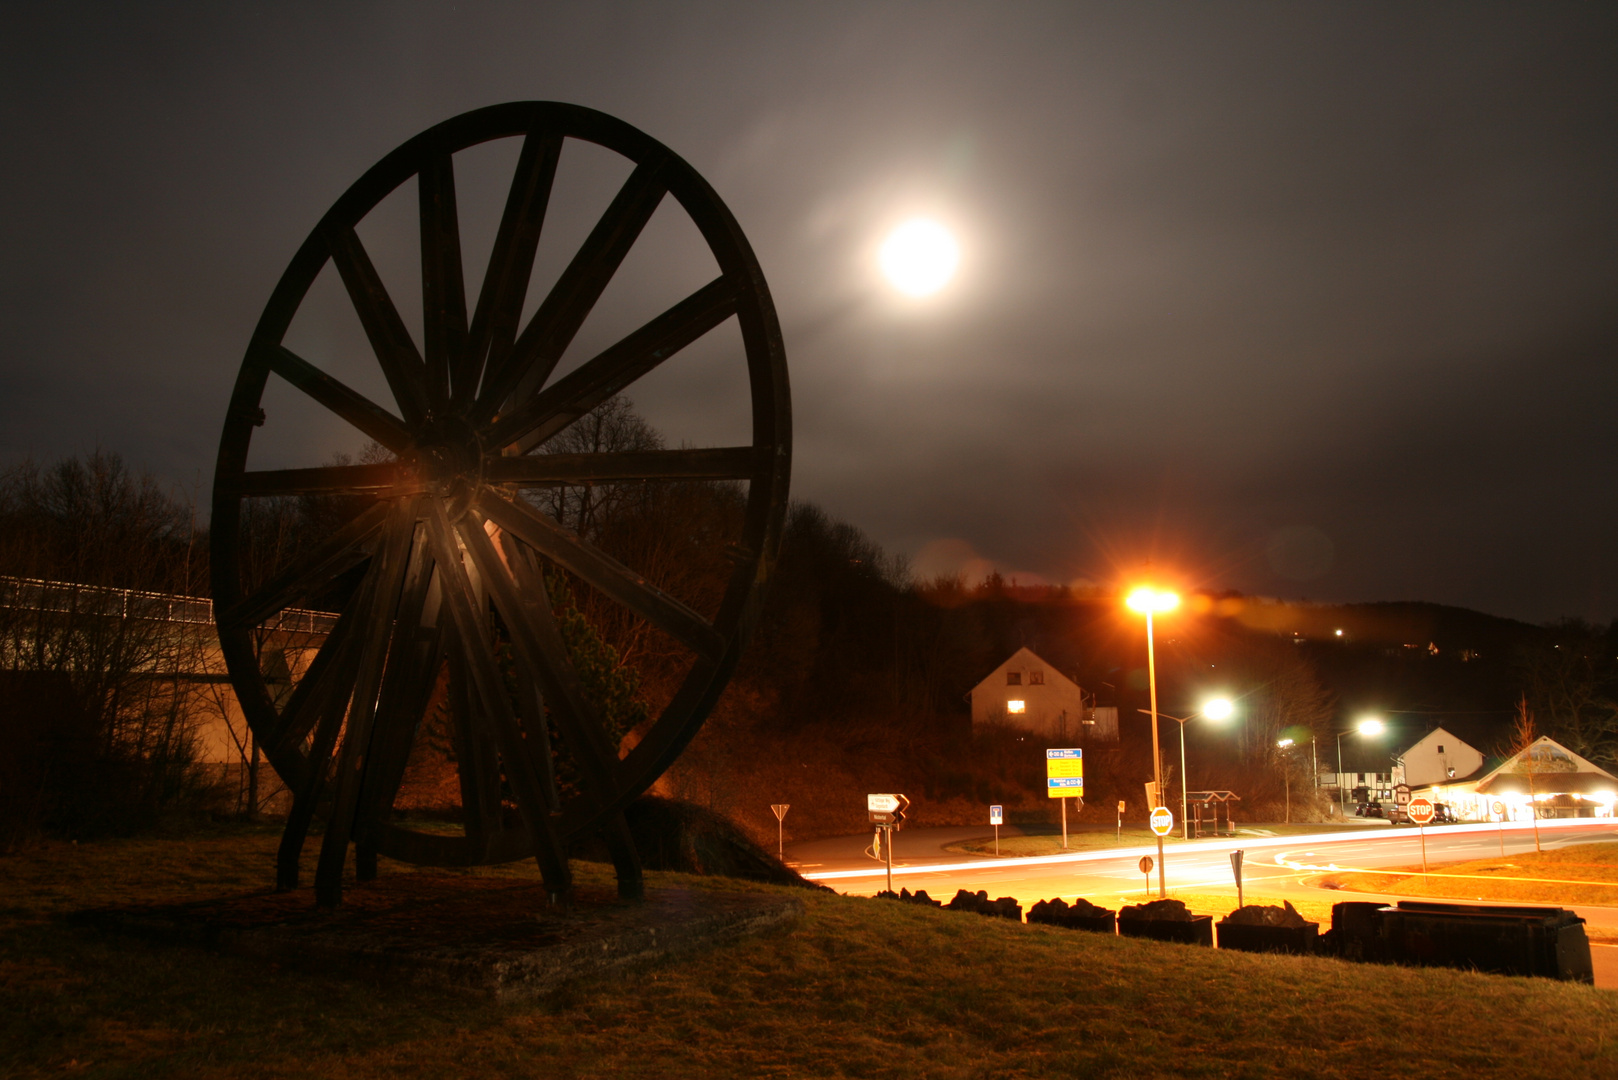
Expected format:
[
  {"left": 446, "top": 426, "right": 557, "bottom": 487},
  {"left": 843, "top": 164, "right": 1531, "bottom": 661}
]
[{"left": 789, "top": 818, "right": 1618, "bottom": 988}]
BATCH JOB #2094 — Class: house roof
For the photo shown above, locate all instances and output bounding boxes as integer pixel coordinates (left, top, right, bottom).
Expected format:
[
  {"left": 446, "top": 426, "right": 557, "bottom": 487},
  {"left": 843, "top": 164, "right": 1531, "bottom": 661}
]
[
  {"left": 1464, "top": 736, "right": 1618, "bottom": 796},
  {"left": 969, "top": 646, "right": 1080, "bottom": 697},
  {"left": 1398, "top": 725, "right": 1479, "bottom": 760}
]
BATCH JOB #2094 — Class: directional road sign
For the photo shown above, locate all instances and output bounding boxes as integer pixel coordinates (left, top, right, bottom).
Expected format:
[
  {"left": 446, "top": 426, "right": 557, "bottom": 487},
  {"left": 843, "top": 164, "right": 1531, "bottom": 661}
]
[
  {"left": 1046, "top": 748, "right": 1083, "bottom": 798},
  {"left": 868, "top": 793, "right": 909, "bottom": 827},
  {"left": 1407, "top": 797, "right": 1435, "bottom": 826},
  {"left": 1150, "top": 806, "right": 1174, "bottom": 836}
]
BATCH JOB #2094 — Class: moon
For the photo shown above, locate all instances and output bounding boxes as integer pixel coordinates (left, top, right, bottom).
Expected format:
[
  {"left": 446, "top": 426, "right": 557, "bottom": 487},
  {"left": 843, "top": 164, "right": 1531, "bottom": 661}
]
[{"left": 879, "top": 218, "right": 959, "bottom": 296}]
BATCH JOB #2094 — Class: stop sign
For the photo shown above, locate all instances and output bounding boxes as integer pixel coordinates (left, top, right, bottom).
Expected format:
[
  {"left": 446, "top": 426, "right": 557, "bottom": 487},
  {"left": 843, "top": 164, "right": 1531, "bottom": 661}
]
[
  {"left": 1408, "top": 797, "right": 1435, "bottom": 825},
  {"left": 1150, "top": 806, "right": 1174, "bottom": 836}
]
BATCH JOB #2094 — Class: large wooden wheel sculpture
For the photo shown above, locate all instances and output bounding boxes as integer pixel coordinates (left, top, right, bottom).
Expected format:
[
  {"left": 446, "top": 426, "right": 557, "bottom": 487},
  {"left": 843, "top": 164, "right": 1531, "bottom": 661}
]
[{"left": 211, "top": 103, "right": 790, "bottom": 907}]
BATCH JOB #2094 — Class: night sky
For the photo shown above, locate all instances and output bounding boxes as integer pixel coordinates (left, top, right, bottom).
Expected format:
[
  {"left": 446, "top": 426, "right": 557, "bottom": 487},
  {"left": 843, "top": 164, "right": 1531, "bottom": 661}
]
[{"left": 4, "top": 3, "right": 1615, "bottom": 624}]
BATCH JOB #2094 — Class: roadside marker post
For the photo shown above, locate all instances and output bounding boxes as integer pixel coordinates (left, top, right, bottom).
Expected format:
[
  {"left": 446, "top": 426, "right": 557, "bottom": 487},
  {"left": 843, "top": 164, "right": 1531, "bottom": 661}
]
[
  {"left": 1230, "top": 848, "right": 1245, "bottom": 909},
  {"left": 1116, "top": 800, "right": 1125, "bottom": 841},
  {"left": 989, "top": 804, "right": 1002, "bottom": 856},
  {"left": 770, "top": 803, "right": 790, "bottom": 859},
  {"left": 1408, "top": 796, "right": 1435, "bottom": 875}
]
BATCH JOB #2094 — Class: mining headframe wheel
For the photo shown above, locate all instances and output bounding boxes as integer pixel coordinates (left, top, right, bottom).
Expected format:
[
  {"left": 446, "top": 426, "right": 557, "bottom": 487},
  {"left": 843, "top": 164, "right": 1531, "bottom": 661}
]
[{"left": 210, "top": 103, "right": 790, "bottom": 907}]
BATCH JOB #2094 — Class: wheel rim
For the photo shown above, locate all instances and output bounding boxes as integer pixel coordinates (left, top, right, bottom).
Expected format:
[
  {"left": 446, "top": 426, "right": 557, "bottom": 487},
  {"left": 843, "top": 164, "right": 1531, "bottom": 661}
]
[{"left": 210, "top": 102, "right": 790, "bottom": 871}]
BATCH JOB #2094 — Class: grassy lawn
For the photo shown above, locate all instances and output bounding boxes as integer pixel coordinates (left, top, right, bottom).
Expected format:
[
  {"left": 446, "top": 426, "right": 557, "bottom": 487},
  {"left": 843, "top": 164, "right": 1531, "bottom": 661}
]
[
  {"left": 944, "top": 822, "right": 1388, "bottom": 858},
  {"left": 1321, "top": 840, "right": 1618, "bottom": 910},
  {"left": 4, "top": 824, "right": 1618, "bottom": 1079}
]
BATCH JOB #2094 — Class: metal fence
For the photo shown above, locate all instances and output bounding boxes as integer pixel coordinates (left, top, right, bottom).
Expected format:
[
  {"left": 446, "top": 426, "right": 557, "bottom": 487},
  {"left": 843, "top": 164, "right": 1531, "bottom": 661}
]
[{"left": 0, "top": 575, "right": 338, "bottom": 633}]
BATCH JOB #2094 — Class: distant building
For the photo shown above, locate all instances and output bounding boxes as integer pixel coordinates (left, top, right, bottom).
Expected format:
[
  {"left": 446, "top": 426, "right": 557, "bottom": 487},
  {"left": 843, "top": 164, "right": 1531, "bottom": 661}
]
[
  {"left": 968, "top": 647, "right": 1117, "bottom": 743},
  {"left": 1425, "top": 736, "right": 1618, "bottom": 821},
  {"left": 1393, "top": 726, "right": 1486, "bottom": 788}
]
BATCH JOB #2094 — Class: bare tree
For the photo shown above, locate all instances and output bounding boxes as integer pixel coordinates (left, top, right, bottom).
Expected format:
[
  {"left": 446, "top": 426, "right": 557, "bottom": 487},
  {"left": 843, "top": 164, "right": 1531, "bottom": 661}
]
[
  {"left": 0, "top": 452, "right": 216, "bottom": 838},
  {"left": 1517, "top": 621, "right": 1618, "bottom": 768},
  {"left": 1500, "top": 696, "right": 1543, "bottom": 852}
]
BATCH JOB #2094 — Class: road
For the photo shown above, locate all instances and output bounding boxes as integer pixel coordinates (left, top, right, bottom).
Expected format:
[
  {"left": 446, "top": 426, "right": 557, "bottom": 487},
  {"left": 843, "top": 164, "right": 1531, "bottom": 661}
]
[{"left": 789, "top": 818, "right": 1618, "bottom": 987}]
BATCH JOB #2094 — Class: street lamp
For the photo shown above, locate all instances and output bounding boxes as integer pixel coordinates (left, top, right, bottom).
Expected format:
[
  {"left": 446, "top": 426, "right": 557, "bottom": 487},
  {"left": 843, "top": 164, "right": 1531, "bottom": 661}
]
[
  {"left": 1137, "top": 697, "right": 1235, "bottom": 840},
  {"left": 1336, "top": 716, "right": 1386, "bottom": 814},
  {"left": 1126, "top": 585, "right": 1179, "bottom": 897}
]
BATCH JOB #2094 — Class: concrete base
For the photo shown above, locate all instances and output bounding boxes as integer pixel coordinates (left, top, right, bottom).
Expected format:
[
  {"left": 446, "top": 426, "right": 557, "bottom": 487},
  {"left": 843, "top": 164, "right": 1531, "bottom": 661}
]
[{"left": 73, "top": 875, "right": 804, "bottom": 1000}]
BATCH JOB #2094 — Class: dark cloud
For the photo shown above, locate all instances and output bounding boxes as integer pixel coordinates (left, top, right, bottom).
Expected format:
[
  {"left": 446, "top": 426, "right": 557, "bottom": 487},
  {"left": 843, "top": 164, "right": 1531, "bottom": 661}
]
[{"left": 2, "top": 2, "right": 1614, "bottom": 623}]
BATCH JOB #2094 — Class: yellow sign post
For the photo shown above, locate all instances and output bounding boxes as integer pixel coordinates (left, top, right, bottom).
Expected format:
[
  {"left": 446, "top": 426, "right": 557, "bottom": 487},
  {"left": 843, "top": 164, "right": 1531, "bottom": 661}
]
[{"left": 1047, "top": 749, "right": 1083, "bottom": 849}]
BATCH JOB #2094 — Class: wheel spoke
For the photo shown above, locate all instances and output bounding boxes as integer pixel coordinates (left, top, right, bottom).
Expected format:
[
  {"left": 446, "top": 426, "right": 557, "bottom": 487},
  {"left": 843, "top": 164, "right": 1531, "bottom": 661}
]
[
  {"left": 326, "top": 225, "right": 431, "bottom": 425},
  {"left": 445, "top": 627, "right": 503, "bottom": 846},
  {"left": 226, "top": 461, "right": 418, "bottom": 498},
  {"left": 353, "top": 527, "right": 443, "bottom": 850},
  {"left": 219, "top": 501, "right": 390, "bottom": 631},
  {"left": 263, "top": 345, "right": 413, "bottom": 453},
  {"left": 457, "top": 128, "right": 562, "bottom": 406},
  {"left": 486, "top": 275, "right": 738, "bottom": 453},
  {"left": 424, "top": 498, "right": 574, "bottom": 894},
  {"left": 419, "top": 150, "right": 467, "bottom": 408},
  {"left": 484, "top": 445, "right": 763, "bottom": 486},
  {"left": 473, "top": 160, "right": 668, "bottom": 423},
  {"left": 476, "top": 489, "right": 725, "bottom": 662},
  {"left": 460, "top": 511, "right": 623, "bottom": 797},
  {"left": 266, "top": 594, "right": 365, "bottom": 752},
  {"left": 315, "top": 499, "right": 420, "bottom": 905}
]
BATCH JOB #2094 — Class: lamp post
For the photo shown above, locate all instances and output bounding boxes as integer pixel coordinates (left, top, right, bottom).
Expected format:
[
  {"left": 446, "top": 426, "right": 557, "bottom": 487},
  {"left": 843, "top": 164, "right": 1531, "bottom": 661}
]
[
  {"left": 1335, "top": 717, "right": 1386, "bottom": 814},
  {"left": 1127, "top": 585, "right": 1179, "bottom": 898},
  {"left": 1137, "top": 697, "right": 1235, "bottom": 840}
]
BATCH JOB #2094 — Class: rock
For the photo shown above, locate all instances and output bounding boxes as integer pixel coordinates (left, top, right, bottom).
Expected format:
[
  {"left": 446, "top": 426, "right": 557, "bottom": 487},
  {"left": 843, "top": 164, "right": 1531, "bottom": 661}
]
[
  {"left": 1118, "top": 898, "right": 1193, "bottom": 922},
  {"left": 1223, "top": 901, "right": 1309, "bottom": 928},
  {"left": 945, "top": 888, "right": 1021, "bottom": 920}
]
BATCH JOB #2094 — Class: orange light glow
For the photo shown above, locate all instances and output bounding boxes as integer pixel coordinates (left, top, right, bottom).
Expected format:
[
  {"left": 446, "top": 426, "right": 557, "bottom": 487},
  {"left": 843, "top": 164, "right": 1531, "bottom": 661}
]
[
  {"left": 1007, "top": 699, "right": 1026, "bottom": 714},
  {"left": 1126, "top": 586, "right": 1180, "bottom": 614}
]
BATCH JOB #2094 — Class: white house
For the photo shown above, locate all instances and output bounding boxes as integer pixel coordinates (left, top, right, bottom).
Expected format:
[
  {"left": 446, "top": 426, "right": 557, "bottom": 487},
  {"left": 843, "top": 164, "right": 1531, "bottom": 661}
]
[
  {"left": 1394, "top": 726, "right": 1485, "bottom": 788},
  {"left": 968, "top": 647, "right": 1117, "bottom": 743},
  {"left": 1426, "top": 736, "right": 1618, "bottom": 821}
]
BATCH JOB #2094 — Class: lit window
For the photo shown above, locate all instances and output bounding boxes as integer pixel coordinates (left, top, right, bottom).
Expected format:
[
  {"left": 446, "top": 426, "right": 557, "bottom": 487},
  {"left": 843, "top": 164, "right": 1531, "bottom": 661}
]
[
  {"left": 1029, "top": 670, "right": 1045, "bottom": 685},
  {"left": 1007, "top": 700, "right": 1026, "bottom": 714},
  {"left": 1006, "top": 672, "right": 1022, "bottom": 686}
]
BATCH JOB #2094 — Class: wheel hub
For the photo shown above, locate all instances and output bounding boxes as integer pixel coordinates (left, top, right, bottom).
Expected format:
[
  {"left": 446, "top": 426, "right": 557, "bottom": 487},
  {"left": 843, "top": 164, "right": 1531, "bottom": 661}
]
[{"left": 409, "top": 415, "right": 483, "bottom": 520}]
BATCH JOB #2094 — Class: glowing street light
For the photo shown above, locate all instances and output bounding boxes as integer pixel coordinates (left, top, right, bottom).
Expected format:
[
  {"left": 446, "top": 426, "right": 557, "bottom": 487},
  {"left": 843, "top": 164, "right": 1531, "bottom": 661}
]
[
  {"left": 1336, "top": 716, "right": 1387, "bottom": 814},
  {"left": 1138, "top": 696, "right": 1235, "bottom": 840},
  {"left": 1126, "top": 585, "right": 1179, "bottom": 896}
]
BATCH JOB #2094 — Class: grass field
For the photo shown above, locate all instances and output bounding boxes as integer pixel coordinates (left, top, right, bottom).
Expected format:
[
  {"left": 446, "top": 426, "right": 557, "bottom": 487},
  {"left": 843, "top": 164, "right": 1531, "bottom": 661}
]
[
  {"left": 4, "top": 823, "right": 1618, "bottom": 1079},
  {"left": 1321, "top": 840, "right": 1618, "bottom": 909}
]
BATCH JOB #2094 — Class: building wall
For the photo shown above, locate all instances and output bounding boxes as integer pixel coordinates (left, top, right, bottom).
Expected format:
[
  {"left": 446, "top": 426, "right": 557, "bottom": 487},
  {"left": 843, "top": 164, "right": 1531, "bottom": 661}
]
[
  {"left": 969, "top": 647, "right": 1113, "bottom": 743},
  {"left": 1399, "top": 727, "right": 1484, "bottom": 788}
]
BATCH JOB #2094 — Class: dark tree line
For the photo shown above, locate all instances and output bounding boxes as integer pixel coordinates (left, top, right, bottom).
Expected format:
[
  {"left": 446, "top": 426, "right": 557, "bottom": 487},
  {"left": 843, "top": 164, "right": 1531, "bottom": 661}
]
[
  {"left": 7, "top": 412, "right": 1602, "bottom": 847},
  {"left": 0, "top": 451, "right": 216, "bottom": 844}
]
